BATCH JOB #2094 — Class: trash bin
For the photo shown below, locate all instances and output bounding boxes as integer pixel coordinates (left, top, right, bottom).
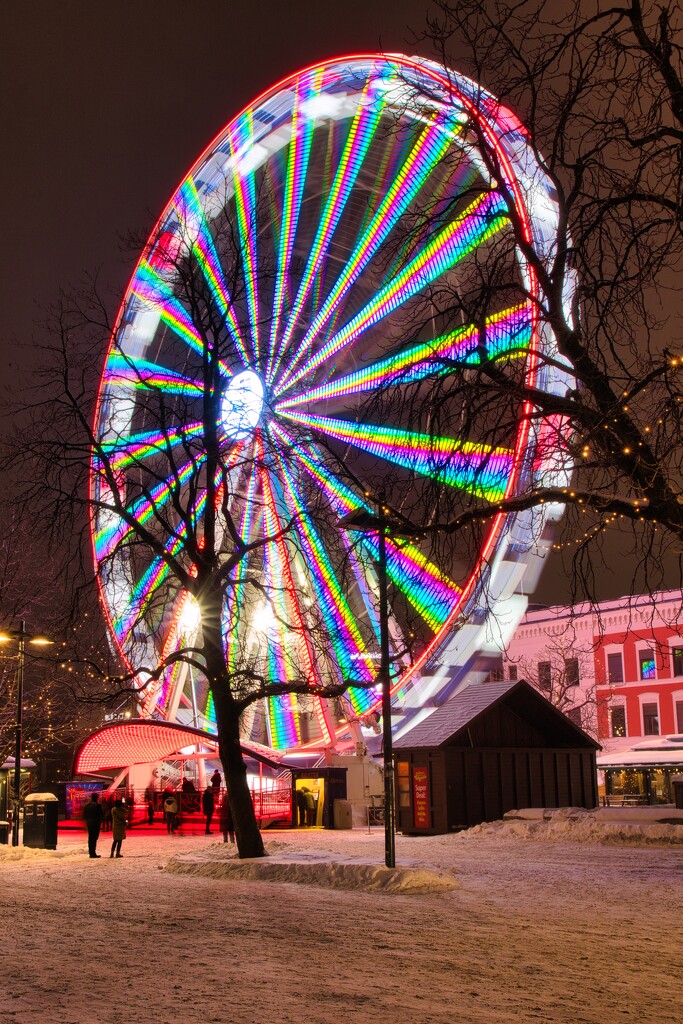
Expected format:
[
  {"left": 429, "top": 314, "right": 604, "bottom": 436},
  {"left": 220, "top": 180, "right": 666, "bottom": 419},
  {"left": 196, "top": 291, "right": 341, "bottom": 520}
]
[
  {"left": 0, "top": 821, "right": 9, "bottom": 844},
  {"left": 333, "top": 799, "right": 353, "bottom": 829},
  {"left": 672, "top": 774, "right": 683, "bottom": 811},
  {"left": 23, "top": 793, "right": 59, "bottom": 849}
]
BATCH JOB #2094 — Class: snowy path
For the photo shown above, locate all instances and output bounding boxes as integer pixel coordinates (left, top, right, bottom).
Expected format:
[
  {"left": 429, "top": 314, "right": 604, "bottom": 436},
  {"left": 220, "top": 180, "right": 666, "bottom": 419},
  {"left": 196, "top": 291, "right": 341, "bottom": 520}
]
[{"left": 0, "top": 826, "right": 681, "bottom": 1024}]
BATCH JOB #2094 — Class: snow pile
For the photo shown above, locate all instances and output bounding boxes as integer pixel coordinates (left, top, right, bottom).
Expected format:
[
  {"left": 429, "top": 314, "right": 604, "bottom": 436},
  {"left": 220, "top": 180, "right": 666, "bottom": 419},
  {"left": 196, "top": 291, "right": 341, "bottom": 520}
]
[
  {"left": 165, "top": 848, "right": 459, "bottom": 893},
  {"left": 0, "top": 842, "right": 86, "bottom": 862},
  {"left": 460, "top": 808, "right": 683, "bottom": 845}
]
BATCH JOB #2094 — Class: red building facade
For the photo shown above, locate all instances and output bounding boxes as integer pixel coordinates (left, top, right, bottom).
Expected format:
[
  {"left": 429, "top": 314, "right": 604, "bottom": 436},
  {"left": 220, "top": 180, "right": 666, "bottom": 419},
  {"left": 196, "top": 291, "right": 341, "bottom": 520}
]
[{"left": 504, "top": 590, "right": 683, "bottom": 803}]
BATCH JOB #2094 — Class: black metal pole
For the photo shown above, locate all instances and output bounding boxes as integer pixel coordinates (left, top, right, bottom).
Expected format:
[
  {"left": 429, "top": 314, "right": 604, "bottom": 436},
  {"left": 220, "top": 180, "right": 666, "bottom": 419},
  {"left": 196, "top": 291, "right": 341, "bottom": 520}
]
[
  {"left": 377, "top": 499, "right": 395, "bottom": 869},
  {"left": 12, "top": 620, "right": 26, "bottom": 847}
]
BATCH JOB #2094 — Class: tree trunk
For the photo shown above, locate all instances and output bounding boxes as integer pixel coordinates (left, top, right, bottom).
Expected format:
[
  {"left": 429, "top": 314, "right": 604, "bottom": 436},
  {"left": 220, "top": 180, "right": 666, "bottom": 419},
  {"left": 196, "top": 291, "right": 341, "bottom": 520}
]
[{"left": 212, "top": 683, "right": 266, "bottom": 859}]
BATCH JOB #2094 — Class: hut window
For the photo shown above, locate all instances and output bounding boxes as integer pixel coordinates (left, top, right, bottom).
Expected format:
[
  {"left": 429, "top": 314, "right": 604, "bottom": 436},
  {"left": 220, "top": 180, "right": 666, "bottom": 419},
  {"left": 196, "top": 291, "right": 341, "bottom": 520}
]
[
  {"left": 508, "top": 664, "right": 518, "bottom": 681},
  {"left": 642, "top": 702, "right": 659, "bottom": 736},
  {"left": 611, "top": 705, "right": 626, "bottom": 737}
]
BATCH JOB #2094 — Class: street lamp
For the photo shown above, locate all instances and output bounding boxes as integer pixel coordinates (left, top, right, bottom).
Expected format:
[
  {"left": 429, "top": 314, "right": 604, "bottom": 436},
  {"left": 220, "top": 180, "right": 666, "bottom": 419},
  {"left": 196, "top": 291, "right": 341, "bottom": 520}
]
[
  {"left": 0, "top": 621, "right": 54, "bottom": 846},
  {"left": 339, "top": 496, "right": 423, "bottom": 869}
]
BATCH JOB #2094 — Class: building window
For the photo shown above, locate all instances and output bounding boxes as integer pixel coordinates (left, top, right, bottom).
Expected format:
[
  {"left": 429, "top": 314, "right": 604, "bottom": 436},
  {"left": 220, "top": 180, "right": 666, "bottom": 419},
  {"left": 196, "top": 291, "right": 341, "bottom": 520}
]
[
  {"left": 538, "top": 661, "right": 552, "bottom": 693},
  {"left": 486, "top": 657, "right": 504, "bottom": 682},
  {"left": 566, "top": 707, "right": 582, "bottom": 728},
  {"left": 639, "top": 650, "right": 656, "bottom": 680},
  {"left": 508, "top": 664, "right": 518, "bottom": 681},
  {"left": 607, "top": 652, "right": 624, "bottom": 685},
  {"left": 564, "top": 657, "right": 580, "bottom": 688},
  {"left": 642, "top": 702, "right": 659, "bottom": 736},
  {"left": 611, "top": 705, "right": 626, "bottom": 737},
  {"left": 676, "top": 700, "right": 683, "bottom": 734},
  {"left": 672, "top": 647, "right": 683, "bottom": 678}
]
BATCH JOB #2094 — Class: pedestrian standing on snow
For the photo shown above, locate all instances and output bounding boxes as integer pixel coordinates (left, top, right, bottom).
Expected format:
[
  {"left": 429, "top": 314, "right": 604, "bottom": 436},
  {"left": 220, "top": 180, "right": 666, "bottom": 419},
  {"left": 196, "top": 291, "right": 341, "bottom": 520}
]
[
  {"left": 296, "top": 787, "right": 307, "bottom": 827},
  {"left": 83, "top": 792, "right": 104, "bottom": 858},
  {"left": 110, "top": 799, "right": 127, "bottom": 858},
  {"left": 202, "top": 785, "right": 215, "bottom": 834},
  {"left": 163, "top": 793, "right": 178, "bottom": 834},
  {"left": 220, "top": 792, "right": 235, "bottom": 844},
  {"left": 303, "top": 787, "right": 316, "bottom": 826}
]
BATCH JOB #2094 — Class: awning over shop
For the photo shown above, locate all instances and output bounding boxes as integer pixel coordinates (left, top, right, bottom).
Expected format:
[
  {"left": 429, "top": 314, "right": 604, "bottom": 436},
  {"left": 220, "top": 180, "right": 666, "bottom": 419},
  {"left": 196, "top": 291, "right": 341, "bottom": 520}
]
[
  {"left": 74, "top": 719, "right": 289, "bottom": 773},
  {"left": 597, "top": 735, "right": 683, "bottom": 770}
]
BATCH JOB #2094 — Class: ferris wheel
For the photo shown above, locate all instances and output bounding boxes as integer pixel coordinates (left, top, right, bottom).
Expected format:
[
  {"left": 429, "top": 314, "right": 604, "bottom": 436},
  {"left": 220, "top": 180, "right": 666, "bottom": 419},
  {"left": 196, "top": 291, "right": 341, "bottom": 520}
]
[{"left": 92, "top": 55, "right": 574, "bottom": 753}]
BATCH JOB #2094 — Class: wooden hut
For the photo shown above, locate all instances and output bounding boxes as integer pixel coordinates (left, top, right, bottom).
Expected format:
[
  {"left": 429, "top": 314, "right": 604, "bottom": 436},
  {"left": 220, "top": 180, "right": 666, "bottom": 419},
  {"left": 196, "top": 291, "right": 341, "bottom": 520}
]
[{"left": 394, "top": 679, "right": 599, "bottom": 834}]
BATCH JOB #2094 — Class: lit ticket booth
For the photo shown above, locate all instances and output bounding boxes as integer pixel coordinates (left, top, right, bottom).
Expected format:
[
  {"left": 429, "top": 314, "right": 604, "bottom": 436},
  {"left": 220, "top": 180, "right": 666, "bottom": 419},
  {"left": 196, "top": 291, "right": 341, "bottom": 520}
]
[{"left": 290, "top": 768, "right": 347, "bottom": 828}]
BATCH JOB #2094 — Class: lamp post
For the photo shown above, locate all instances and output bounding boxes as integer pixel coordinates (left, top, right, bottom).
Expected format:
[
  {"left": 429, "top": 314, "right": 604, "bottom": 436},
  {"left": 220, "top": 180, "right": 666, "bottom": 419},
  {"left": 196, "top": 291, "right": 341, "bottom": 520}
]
[
  {"left": 0, "top": 621, "right": 54, "bottom": 846},
  {"left": 339, "top": 496, "right": 420, "bottom": 869}
]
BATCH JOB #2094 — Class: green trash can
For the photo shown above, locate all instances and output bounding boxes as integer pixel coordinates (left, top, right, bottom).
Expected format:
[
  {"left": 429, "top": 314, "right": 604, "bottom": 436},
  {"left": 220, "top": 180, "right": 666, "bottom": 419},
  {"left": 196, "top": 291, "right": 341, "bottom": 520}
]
[{"left": 23, "top": 793, "right": 59, "bottom": 849}]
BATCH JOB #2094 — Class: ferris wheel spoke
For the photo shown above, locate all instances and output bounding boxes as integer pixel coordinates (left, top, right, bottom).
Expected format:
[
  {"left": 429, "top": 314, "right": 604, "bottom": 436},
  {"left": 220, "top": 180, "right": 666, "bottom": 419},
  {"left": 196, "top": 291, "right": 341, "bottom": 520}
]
[
  {"left": 277, "top": 303, "right": 532, "bottom": 411},
  {"left": 108, "top": 483, "right": 210, "bottom": 648},
  {"left": 277, "top": 190, "right": 509, "bottom": 396},
  {"left": 269, "top": 79, "right": 389, "bottom": 384},
  {"left": 174, "top": 177, "right": 252, "bottom": 368},
  {"left": 130, "top": 261, "right": 231, "bottom": 377},
  {"left": 274, "top": 424, "right": 462, "bottom": 632},
  {"left": 274, "top": 111, "right": 463, "bottom": 392},
  {"left": 224, "top": 462, "right": 262, "bottom": 674},
  {"left": 280, "top": 411, "right": 513, "bottom": 501},
  {"left": 272, "top": 445, "right": 379, "bottom": 713},
  {"left": 95, "top": 455, "right": 204, "bottom": 561},
  {"left": 253, "top": 449, "right": 332, "bottom": 747},
  {"left": 265, "top": 73, "right": 320, "bottom": 382},
  {"left": 97, "top": 423, "right": 204, "bottom": 474},
  {"left": 103, "top": 351, "right": 204, "bottom": 397},
  {"left": 141, "top": 591, "right": 197, "bottom": 717},
  {"left": 227, "top": 115, "right": 262, "bottom": 365}
]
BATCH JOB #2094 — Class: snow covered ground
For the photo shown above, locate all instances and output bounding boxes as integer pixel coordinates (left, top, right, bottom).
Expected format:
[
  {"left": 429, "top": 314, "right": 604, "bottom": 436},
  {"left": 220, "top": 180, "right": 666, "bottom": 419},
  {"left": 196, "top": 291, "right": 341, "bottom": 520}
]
[{"left": 1, "top": 813, "right": 682, "bottom": 1024}]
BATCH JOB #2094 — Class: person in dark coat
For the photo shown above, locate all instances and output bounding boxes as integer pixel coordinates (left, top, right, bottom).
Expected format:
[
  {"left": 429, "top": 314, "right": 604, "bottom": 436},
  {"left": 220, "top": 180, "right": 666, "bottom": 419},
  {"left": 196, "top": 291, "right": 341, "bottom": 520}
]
[
  {"left": 83, "top": 792, "right": 104, "bottom": 858},
  {"left": 202, "top": 786, "right": 215, "bottom": 834},
  {"left": 296, "top": 787, "right": 307, "bottom": 827},
  {"left": 210, "top": 769, "right": 222, "bottom": 797},
  {"left": 110, "top": 799, "right": 127, "bottom": 858},
  {"left": 219, "top": 792, "right": 235, "bottom": 844}
]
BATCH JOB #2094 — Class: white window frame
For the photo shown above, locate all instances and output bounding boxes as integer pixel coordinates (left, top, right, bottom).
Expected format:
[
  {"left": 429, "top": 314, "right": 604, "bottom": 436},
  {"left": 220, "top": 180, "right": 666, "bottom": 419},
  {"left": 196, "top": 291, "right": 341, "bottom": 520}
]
[
  {"left": 637, "top": 648, "right": 657, "bottom": 682},
  {"left": 638, "top": 693, "right": 660, "bottom": 737},
  {"left": 609, "top": 699, "right": 628, "bottom": 739},
  {"left": 604, "top": 646, "right": 625, "bottom": 686},
  {"left": 672, "top": 689, "right": 683, "bottom": 734},
  {"left": 669, "top": 640, "right": 683, "bottom": 679}
]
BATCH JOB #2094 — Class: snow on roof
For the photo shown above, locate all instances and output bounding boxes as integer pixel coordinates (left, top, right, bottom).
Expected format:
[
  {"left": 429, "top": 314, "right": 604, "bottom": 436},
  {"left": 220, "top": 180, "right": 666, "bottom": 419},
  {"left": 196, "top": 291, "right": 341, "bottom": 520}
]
[
  {"left": 597, "top": 735, "right": 683, "bottom": 768},
  {"left": 395, "top": 679, "right": 520, "bottom": 748}
]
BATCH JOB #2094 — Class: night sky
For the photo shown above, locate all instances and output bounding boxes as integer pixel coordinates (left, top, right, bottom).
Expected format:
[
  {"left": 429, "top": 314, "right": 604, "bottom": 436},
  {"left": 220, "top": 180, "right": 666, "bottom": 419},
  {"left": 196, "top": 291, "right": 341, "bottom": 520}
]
[
  {"left": 1, "top": 1, "right": 631, "bottom": 604},
  {"left": 1, "top": 1, "right": 434, "bottom": 365}
]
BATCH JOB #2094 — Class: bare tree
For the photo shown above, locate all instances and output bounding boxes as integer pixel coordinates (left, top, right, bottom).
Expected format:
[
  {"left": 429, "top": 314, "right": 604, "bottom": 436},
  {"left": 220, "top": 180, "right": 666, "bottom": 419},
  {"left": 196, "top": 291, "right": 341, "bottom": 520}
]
[
  {"left": 4, "top": 186, "right": 415, "bottom": 857},
  {"left": 391, "top": 0, "right": 683, "bottom": 601}
]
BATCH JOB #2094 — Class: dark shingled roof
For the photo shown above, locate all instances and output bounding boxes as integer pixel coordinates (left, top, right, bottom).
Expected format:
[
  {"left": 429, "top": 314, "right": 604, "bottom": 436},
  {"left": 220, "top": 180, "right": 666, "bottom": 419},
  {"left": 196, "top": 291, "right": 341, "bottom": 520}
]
[
  {"left": 394, "top": 679, "right": 600, "bottom": 750},
  {"left": 395, "top": 679, "right": 519, "bottom": 749}
]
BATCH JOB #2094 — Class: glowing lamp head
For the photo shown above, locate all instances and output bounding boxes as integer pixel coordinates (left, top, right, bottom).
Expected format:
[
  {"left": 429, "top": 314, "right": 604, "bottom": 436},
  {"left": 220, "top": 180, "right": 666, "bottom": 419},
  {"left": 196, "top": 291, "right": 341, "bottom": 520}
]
[
  {"left": 178, "top": 594, "right": 201, "bottom": 634},
  {"left": 221, "top": 370, "right": 264, "bottom": 441}
]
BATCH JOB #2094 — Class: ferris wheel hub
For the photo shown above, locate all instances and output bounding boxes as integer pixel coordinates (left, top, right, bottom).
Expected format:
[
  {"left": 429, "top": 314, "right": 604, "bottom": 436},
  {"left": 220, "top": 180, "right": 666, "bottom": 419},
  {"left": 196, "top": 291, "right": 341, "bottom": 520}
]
[{"left": 221, "top": 370, "right": 264, "bottom": 441}]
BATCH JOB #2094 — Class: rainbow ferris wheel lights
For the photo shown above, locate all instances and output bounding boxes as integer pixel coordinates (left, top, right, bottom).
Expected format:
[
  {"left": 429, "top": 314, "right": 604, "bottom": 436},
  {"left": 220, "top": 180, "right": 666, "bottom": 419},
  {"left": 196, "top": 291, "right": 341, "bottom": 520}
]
[{"left": 92, "top": 54, "right": 574, "bottom": 754}]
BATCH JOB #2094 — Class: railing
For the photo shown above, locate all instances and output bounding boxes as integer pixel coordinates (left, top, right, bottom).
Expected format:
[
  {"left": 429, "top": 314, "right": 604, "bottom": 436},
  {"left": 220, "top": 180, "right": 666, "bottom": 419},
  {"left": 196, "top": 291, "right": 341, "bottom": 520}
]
[{"left": 103, "top": 783, "right": 293, "bottom": 828}]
